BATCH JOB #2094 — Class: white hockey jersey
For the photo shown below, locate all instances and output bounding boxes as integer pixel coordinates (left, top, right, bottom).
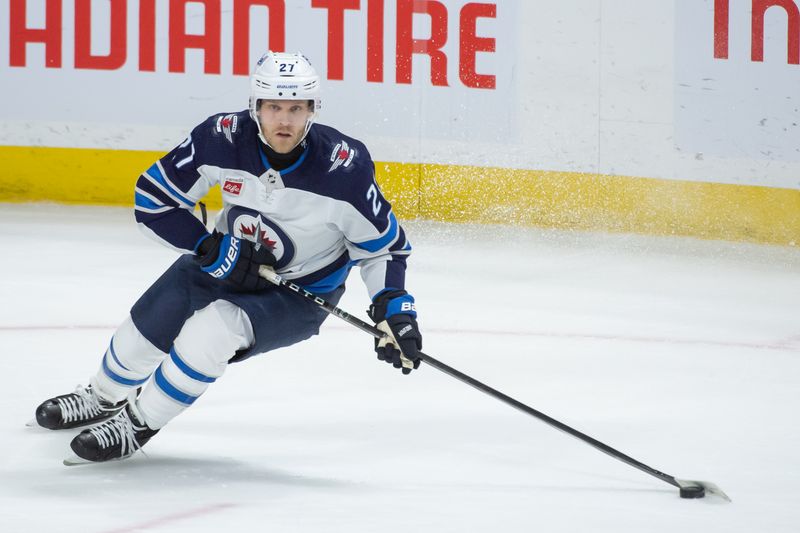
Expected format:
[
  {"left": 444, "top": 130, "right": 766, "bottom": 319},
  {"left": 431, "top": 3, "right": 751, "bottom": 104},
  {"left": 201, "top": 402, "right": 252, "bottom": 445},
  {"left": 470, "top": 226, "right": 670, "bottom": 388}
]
[{"left": 133, "top": 111, "right": 411, "bottom": 297}]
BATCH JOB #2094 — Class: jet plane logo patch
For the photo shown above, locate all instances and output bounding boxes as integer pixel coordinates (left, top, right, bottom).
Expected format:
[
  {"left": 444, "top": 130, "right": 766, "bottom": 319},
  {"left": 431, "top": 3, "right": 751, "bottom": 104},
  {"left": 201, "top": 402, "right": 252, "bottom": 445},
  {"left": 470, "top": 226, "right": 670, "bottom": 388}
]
[
  {"left": 216, "top": 114, "right": 239, "bottom": 144},
  {"left": 328, "top": 141, "right": 356, "bottom": 172}
]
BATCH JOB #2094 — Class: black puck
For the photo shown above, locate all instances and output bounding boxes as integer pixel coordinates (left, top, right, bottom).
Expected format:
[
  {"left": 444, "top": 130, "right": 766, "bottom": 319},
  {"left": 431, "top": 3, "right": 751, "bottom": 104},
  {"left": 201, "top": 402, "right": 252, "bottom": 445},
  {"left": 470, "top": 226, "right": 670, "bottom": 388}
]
[{"left": 679, "top": 485, "right": 706, "bottom": 499}]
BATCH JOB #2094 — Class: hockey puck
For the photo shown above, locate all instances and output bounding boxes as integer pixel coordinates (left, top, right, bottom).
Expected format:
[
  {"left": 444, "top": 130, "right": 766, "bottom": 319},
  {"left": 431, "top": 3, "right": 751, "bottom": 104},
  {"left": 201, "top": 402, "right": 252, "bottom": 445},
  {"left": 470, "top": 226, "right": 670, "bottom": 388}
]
[{"left": 679, "top": 485, "right": 706, "bottom": 499}]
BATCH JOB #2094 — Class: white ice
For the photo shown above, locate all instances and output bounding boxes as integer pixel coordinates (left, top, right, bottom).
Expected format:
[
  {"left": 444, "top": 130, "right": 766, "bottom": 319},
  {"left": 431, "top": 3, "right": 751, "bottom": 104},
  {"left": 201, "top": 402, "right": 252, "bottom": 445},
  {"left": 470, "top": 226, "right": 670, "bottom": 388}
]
[{"left": 1, "top": 204, "right": 799, "bottom": 532}]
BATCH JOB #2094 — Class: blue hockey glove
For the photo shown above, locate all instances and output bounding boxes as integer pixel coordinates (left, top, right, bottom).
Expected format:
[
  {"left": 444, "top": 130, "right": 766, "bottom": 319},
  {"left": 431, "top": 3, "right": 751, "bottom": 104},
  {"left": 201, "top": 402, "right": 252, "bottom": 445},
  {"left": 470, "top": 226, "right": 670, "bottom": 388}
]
[
  {"left": 368, "top": 289, "right": 422, "bottom": 375},
  {"left": 195, "top": 231, "right": 276, "bottom": 292}
]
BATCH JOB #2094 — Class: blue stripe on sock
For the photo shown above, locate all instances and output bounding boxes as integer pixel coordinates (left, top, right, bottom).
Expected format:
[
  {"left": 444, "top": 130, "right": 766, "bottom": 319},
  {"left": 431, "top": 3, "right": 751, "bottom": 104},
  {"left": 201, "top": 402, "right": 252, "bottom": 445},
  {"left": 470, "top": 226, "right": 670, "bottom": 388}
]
[
  {"left": 108, "top": 339, "right": 131, "bottom": 371},
  {"left": 170, "top": 347, "right": 217, "bottom": 383},
  {"left": 154, "top": 366, "right": 198, "bottom": 406},
  {"left": 102, "top": 353, "right": 148, "bottom": 386}
]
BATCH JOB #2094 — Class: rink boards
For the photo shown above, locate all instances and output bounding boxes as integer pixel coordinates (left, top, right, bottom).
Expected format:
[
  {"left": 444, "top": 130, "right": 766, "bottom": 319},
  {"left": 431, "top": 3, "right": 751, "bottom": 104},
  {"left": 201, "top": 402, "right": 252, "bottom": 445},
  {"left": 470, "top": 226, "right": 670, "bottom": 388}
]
[
  {"left": 2, "top": 1, "right": 800, "bottom": 245},
  {"left": 1, "top": 144, "right": 798, "bottom": 246}
]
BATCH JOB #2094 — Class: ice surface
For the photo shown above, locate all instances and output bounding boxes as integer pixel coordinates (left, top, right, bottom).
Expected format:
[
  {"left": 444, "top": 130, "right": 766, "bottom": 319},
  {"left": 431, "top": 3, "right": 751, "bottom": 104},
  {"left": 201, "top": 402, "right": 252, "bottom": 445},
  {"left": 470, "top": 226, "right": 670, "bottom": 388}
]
[{"left": 1, "top": 204, "right": 799, "bottom": 532}]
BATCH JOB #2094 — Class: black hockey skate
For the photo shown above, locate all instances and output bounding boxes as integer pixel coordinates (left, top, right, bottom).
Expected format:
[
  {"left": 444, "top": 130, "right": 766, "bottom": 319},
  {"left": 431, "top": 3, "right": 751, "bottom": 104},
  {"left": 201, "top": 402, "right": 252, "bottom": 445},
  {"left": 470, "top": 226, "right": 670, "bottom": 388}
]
[
  {"left": 68, "top": 401, "right": 159, "bottom": 463},
  {"left": 35, "top": 385, "right": 126, "bottom": 430}
]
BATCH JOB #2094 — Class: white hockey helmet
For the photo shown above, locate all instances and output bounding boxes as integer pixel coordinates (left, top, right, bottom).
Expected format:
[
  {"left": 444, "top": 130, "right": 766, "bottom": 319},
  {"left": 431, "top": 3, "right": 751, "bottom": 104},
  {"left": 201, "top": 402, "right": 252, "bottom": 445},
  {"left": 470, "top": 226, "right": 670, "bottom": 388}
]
[{"left": 249, "top": 51, "right": 321, "bottom": 148}]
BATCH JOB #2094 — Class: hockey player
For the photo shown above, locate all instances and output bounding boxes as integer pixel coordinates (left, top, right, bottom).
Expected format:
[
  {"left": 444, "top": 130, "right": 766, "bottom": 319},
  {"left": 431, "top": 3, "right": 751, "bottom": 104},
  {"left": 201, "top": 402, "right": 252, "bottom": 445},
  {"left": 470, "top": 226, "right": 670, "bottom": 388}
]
[{"left": 34, "top": 51, "right": 422, "bottom": 463}]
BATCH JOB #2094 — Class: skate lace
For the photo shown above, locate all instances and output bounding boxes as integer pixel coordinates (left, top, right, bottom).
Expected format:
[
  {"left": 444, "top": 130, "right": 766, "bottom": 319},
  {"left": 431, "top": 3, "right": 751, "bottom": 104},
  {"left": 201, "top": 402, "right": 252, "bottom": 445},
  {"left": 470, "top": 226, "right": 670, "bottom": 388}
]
[
  {"left": 88, "top": 411, "right": 142, "bottom": 456},
  {"left": 56, "top": 386, "right": 104, "bottom": 424}
]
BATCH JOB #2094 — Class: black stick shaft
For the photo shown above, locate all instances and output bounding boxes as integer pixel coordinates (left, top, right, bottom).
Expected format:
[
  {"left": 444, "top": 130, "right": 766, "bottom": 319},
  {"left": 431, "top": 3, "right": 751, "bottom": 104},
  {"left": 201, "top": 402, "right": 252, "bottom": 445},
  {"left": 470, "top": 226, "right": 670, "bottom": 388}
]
[{"left": 262, "top": 268, "right": 680, "bottom": 489}]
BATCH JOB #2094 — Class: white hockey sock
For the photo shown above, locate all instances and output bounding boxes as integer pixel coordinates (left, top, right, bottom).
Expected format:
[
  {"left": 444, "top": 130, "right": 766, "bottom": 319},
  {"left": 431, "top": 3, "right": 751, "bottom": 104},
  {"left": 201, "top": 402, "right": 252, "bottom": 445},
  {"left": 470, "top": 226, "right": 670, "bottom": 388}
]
[
  {"left": 91, "top": 316, "right": 168, "bottom": 404},
  {"left": 136, "top": 300, "right": 254, "bottom": 429}
]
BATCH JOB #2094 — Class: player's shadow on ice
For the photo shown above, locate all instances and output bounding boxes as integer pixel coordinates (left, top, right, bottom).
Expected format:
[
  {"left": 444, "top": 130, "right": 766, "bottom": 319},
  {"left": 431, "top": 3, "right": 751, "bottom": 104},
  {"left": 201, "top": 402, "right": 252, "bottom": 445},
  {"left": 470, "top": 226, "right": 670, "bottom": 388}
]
[{"left": 49, "top": 455, "right": 357, "bottom": 496}]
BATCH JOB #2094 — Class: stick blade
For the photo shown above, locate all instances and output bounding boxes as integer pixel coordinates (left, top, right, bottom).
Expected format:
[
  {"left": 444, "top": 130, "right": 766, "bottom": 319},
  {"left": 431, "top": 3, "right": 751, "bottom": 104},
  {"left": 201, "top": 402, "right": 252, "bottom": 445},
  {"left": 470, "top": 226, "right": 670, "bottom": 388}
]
[{"left": 675, "top": 478, "right": 732, "bottom": 502}]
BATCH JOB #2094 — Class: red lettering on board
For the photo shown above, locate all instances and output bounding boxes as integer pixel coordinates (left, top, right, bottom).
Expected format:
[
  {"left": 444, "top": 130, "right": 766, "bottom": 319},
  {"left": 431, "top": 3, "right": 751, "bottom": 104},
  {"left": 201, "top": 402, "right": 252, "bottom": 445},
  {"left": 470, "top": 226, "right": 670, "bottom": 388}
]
[
  {"left": 9, "top": 0, "right": 62, "bottom": 68},
  {"left": 139, "top": 0, "right": 157, "bottom": 71},
  {"left": 5, "top": 0, "right": 501, "bottom": 87},
  {"left": 233, "top": 0, "right": 286, "bottom": 76},
  {"left": 366, "top": 0, "right": 384, "bottom": 82},
  {"left": 312, "top": 0, "right": 360, "bottom": 81},
  {"left": 752, "top": 0, "right": 799, "bottom": 64},
  {"left": 75, "top": 0, "right": 127, "bottom": 70},
  {"left": 459, "top": 2, "right": 496, "bottom": 89},
  {"left": 396, "top": 0, "right": 449, "bottom": 86},
  {"left": 169, "top": 0, "right": 222, "bottom": 74},
  {"left": 715, "top": 0, "right": 800, "bottom": 65}
]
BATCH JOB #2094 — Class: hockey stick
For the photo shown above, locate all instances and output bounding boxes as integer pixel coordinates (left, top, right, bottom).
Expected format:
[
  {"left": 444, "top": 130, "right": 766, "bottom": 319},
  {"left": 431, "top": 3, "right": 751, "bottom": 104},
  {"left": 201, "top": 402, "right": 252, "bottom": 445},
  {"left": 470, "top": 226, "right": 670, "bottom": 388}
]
[{"left": 259, "top": 266, "right": 730, "bottom": 502}]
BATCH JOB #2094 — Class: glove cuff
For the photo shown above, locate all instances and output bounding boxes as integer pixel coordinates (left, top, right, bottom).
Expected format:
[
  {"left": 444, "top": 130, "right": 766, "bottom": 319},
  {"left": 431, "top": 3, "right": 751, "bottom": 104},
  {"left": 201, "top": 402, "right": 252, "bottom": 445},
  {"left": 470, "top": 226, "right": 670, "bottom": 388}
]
[
  {"left": 194, "top": 232, "right": 216, "bottom": 256},
  {"left": 199, "top": 234, "right": 241, "bottom": 279},
  {"left": 368, "top": 289, "right": 416, "bottom": 322}
]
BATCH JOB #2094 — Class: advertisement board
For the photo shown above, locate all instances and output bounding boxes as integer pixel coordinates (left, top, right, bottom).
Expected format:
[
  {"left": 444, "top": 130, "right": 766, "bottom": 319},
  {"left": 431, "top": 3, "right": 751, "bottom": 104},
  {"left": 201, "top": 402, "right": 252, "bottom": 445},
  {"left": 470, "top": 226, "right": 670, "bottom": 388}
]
[
  {"left": 0, "top": 0, "right": 516, "bottom": 156},
  {"left": 675, "top": 0, "right": 800, "bottom": 166}
]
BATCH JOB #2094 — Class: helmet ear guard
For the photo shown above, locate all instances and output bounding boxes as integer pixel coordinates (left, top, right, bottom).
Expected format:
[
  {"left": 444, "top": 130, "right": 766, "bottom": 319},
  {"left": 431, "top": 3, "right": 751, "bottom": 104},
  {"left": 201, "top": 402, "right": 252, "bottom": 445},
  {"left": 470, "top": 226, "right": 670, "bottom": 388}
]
[{"left": 249, "top": 51, "right": 322, "bottom": 149}]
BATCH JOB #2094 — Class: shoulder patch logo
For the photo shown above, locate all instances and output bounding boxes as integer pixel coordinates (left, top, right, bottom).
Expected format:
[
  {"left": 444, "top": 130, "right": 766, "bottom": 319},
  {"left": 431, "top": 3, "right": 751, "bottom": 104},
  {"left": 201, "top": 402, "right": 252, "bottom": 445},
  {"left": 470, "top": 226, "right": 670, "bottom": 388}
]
[
  {"left": 328, "top": 141, "right": 357, "bottom": 172},
  {"left": 222, "top": 177, "right": 244, "bottom": 196},
  {"left": 215, "top": 114, "right": 239, "bottom": 144}
]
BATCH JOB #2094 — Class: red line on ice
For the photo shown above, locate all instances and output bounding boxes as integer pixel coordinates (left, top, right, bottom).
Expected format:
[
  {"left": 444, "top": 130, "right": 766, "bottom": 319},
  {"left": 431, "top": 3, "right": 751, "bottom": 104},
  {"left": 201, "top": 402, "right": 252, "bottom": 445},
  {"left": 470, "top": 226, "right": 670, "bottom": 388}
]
[
  {"left": 0, "top": 323, "right": 796, "bottom": 352},
  {"left": 99, "top": 502, "right": 237, "bottom": 533}
]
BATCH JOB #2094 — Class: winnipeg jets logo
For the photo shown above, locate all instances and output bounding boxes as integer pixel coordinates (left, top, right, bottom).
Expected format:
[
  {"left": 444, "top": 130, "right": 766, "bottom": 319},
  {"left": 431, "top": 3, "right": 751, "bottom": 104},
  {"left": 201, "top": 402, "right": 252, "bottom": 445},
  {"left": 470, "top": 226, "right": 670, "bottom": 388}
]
[
  {"left": 229, "top": 209, "right": 294, "bottom": 268},
  {"left": 215, "top": 114, "right": 239, "bottom": 144},
  {"left": 238, "top": 218, "right": 278, "bottom": 251},
  {"left": 328, "top": 141, "right": 356, "bottom": 172}
]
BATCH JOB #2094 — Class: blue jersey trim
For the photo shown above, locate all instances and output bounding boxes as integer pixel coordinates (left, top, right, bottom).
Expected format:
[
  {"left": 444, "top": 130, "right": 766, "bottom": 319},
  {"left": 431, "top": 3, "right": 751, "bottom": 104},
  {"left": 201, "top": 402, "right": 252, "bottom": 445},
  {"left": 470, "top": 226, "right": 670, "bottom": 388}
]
[
  {"left": 258, "top": 146, "right": 309, "bottom": 175},
  {"left": 146, "top": 163, "right": 194, "bottom": 207},
  {"left": 169, "top": 347, "right": 217, "bottom": 383},
  {"left": 102, "top": 353, "right": 148, "bottom": 386},
  {"left": 258, "top": 148, "right": 269, "bottom": 171},
  {"left": 353, "top": 213, "right": 398, "bottom": 253},
  {"left": 301, "top": 262, "right": 354, "bottom": 293},
  {"left": 154, "top": 366, "right": 198, "bottom": 406},
  {"left": 282, "top": 148, "right": 309, "bottom": 175}
]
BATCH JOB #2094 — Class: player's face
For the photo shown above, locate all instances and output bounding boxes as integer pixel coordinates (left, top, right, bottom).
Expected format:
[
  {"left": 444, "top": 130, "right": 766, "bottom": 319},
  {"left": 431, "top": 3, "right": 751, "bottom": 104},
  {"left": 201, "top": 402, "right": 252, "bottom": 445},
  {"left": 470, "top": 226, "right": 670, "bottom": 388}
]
[{"left": 257, "top": 99, "right": 313, "bottom": 153}]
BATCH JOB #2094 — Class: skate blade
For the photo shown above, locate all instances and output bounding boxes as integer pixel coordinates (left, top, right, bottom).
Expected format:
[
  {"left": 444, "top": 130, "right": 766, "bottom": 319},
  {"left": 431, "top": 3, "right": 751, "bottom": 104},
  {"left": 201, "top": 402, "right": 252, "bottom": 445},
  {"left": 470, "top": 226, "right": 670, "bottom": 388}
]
[
  {"left": 63, "top": 454, "right": 94, "bottom": 466},
  {"left": 63, "top": 451, "right": 142, "bottom": 466},
  {"left": 25, "top": 418, "right": 38, "bottom": 428}
]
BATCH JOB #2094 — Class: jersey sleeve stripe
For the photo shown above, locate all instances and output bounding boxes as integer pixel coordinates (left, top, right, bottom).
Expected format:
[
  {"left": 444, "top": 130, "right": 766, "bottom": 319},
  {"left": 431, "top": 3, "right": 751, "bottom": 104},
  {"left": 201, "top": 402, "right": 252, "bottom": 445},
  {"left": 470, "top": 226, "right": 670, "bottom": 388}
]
[
  {"left": 134, "top": 191, "right": 165, "bottom": 210},
  {"left": 134, "top": 187, "right": 176, "bottom": 214},
  {"left": 145, "top": 162, "right": 195, "bottom": 207},
  {"left": 388, "top": 226, "right": 412, "bottom": 253},
  {"left": 134, "top": 185, "right": 169, "bottom": 205},
  {"left": 135, "top": 205, "right": 174, "bottom": 215},
  {"left": 352, "top": 212, "right": 398, "bottom": 252}
]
